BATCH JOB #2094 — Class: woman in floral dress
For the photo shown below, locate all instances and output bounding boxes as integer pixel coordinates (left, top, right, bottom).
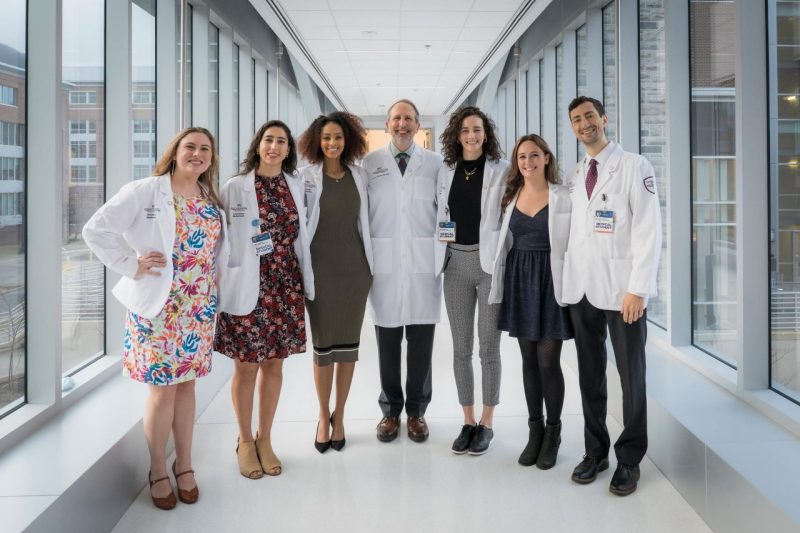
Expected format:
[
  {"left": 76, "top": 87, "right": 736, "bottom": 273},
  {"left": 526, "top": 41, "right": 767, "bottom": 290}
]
[
  {"left": 215, "top": 120, "right": 313, "bottom": 479},
  {"left": 83, "top": 127, "right": 226, "bottom": 510}
]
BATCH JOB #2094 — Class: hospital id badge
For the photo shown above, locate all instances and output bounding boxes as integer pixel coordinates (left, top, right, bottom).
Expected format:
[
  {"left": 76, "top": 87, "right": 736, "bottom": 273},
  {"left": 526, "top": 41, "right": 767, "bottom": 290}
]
[
  {"left": 594, "top": 210, "right": 615, "bottom": 233},
  {"left": 251, "top": 232, "right": 274, "bottom": 255},
  {"left": 438, "top": 221, "right": 456, "bottom": 242}
]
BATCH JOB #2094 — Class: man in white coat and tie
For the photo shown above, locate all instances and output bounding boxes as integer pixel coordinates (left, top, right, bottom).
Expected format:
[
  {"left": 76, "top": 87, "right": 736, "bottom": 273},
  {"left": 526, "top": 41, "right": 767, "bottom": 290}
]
[
  {"left": 363, "top": 99, "right": 443, "bottom": 443},
  {"left": 562, "top": 96, "right": 662, "bottom": 496}
]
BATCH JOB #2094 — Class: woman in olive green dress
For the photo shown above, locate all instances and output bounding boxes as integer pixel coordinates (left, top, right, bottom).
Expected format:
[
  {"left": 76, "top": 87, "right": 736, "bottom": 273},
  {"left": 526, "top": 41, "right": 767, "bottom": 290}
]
[{"left": 298, "top": 112, "right": 372, "bottom": 453}]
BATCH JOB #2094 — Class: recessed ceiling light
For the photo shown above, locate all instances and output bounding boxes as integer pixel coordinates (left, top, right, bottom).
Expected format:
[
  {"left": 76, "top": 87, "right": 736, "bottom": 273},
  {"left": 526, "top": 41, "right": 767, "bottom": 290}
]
[{"left": 361, "top": 30, "right": 378, "bottom": 36}]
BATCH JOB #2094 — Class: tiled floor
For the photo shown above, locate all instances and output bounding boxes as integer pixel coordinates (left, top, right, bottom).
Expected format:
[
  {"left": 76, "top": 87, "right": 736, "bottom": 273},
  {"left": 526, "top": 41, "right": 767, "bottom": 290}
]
[{"left": 113, "top": 318, "right": 710, "bottom": 533}]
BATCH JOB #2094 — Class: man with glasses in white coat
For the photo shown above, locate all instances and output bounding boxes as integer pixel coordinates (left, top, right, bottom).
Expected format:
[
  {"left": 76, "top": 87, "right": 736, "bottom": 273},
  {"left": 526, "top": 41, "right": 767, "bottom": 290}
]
[{"left": 363, "top": 99, "right": 443, "bottom": 443}]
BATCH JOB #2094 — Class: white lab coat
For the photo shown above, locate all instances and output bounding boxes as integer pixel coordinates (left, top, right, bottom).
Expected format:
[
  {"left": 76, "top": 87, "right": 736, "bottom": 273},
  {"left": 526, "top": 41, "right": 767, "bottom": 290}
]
[
  {"left": 488, "top": 183, "right": 571, "bottom": 305},
  {"left": 82, "top": 173, "right": 230, "bottom": 319},
  {"left": 562, "top": 142, "right": 662, "bottom": 311},
  {"left": 434, "top": 158, "right": 511, "bottom": 274},
  {"left": 300, "top": 162, "right": 374, "bottom": 277},
  {"left": 363, "top": 143, "right": 443, "bottom": 327},
  {"left": 217, "top": 169, "right": 314, "bottom": 316}
]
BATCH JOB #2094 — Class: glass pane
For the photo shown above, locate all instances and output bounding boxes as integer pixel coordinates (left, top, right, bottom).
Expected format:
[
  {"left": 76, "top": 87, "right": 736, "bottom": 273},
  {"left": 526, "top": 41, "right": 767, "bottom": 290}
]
[
  {"left": 576, "top": 24, "right": 588, "bottom": 161},
  {"left": 602, "top": 1, "right": 617, "bottom": 142},
  {"left": 62, "top": 0, "right": 105, "bottom": 375},
  {"left": 208, "top": 22, "right": 219, "bottom": 142},
  {"left": 640, "top": 0, "right": 668, "bottom": 327},
  {"left": 555, "top": 43, "right": 563, "bottom": 175},
  {"left": 181, "top": 3, "right": 193, "bottom": 127},
  {"left": 0, "top": 0, "right": 26, "bottom": 415},
  {"left": 771, "top": 0, "right": 800, "bottom": 399},
  {"left": 234, "top": 43, "right": 239, "bottom": 170},
  {"left": 538, "top": 58, "right": 544, "bottom": 135},
  {"left": 690, "top": 0, "right": 738, "bottom": 365},
  {"left": 132, "top": 0, "right": 156, "bottom": 180}
]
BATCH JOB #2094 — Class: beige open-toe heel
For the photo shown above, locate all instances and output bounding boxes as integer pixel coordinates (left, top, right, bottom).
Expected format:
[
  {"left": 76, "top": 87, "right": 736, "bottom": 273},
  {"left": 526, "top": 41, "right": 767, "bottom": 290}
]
[
  {"left": 255, "top": 432, "right": 282, "bottom": 476},
  {"left": 236, "top": 438, "right": 264, "bottom": 479}
]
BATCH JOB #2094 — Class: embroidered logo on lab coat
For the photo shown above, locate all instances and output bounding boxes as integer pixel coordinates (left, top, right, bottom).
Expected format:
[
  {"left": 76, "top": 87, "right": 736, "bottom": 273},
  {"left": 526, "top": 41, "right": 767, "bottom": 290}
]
[{"left": 643, "top": 176, "right": 655, "bottom": 194}]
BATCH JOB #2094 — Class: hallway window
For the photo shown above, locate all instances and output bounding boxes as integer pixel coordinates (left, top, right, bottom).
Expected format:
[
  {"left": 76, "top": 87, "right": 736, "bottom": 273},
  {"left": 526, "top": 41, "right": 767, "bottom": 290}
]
[
  {"left": 576, "top": 24, "right": 588, "bottom": 161},
  {"left": 538, "top": 58, "right": 544, "bottom": 134},
  {"left": 208, "top": 22, "right": 219, "bottom": 142},
  {"left": 602, "top": 1, "right": 617, "bottom": 142},
  {"left": 132, "top": 0, "right": 156, "bottom": 180},
  {"left": 770, "top": 0, "right": 800, "bottom": 400},
  {"left": 640, "top": 0, "right": 668, "bottom": 328},
  {"left": 62, "top": 0, "right": 106, "bottom": 376},
  {"left": 0, "top": 0, "right": 25, "bottom": 416},
  {"left": 233, "top": 43, "right": 240, "bottom": 169},
  {"left": 690, "top": 0, "right": 738, "bottom": 366},
  {"left": 555, "top": 42, "right": 564, "bottom": 175}
]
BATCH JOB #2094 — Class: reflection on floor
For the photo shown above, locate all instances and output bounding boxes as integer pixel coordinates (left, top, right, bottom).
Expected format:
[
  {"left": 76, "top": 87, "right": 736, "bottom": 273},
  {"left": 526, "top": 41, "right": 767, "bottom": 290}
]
[{"left": 113, "top": 317, "right": 710, "bottom": 533}]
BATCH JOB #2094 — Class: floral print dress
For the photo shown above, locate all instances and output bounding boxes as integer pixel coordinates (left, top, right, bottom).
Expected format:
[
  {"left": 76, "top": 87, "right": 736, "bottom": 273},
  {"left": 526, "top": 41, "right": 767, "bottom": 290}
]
[
  {"left": 123, "top": 194, "right": 221, "bottom": 385},
  {"left": 215, "top": 173, "right": 306, "bottom": 362}
]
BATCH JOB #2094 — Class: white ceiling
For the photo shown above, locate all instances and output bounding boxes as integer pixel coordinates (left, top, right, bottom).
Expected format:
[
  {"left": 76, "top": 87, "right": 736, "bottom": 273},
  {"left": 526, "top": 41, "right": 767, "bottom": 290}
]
[{"left": 272, "top": 0, "right": 528, "bottom": 117}]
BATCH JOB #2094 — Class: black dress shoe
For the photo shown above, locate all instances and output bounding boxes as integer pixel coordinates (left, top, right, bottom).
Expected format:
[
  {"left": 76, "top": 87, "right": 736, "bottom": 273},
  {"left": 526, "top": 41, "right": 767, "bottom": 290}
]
[
  {"left": 314, "top": 421, "right": 331, "bottom": 454},
  {"left": 609, "top": 463, "right": 640, "bottom": 496},
  {"left": 451, "top": 424, "right": 477, "bottom": 454},
  {"left": 468, "top": 425, "right": 494, "bottom": 455},
  {"left": 571, "top": 455, "right": 609, "bottom": 484},
  {"left": 330, "top": 412, "right": 345, "bottom": 451}
]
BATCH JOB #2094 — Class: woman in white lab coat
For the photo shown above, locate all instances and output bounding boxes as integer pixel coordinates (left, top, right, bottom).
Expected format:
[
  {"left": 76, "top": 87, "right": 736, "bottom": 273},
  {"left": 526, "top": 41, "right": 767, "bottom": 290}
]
[
  {"left": 435, "top": 106, "right": 509, "bottom": 456},
  {"left": 490, "top": 134, "right": 573, "bottom": 470},
  {"left": 83, "top": 127, "right": 227, "bottom": 509},
  {"left": 214, "top": 120, "right": 313, "bottom": 479},
  {"left": 298, "top": 111, "right": 372, "bottom": 453}
]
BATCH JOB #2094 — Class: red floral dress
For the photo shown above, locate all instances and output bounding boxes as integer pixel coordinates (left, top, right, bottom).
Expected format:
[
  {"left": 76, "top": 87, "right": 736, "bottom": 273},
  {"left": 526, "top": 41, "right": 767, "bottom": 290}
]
[{"left": 215, "top": 173, "right": 306, "bottom": 362}]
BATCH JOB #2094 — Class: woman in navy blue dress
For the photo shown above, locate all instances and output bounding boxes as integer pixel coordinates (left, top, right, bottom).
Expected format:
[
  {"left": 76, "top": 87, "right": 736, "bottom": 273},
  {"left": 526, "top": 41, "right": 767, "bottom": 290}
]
[{"left": 490, "top": 134, "right": 573, "bottom": 470}]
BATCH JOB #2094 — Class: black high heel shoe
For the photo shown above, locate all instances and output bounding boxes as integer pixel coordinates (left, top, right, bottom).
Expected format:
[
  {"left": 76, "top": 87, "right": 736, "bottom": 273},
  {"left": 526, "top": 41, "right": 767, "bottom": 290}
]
[
  {"left": 315, "top": 421, "right": 331, "bottom": 453},
  {"left": 330, "top": 412, "right": 346, "bottom": 451}
]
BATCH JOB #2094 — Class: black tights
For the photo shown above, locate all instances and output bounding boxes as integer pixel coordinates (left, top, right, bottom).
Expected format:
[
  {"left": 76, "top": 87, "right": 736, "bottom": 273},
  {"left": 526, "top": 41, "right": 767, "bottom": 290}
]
[{"left": 518, "top": 338, "right": 564, "bottom": 425}]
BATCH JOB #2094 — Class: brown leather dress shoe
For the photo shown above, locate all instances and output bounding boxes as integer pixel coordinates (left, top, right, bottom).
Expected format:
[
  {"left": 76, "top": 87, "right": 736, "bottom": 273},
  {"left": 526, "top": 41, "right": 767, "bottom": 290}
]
[
  {"left": 376, "top": 416, "right": 400, "bottom": 442},
  {"left": 407, "top": 416, "right": 429, "bottom": 442}
]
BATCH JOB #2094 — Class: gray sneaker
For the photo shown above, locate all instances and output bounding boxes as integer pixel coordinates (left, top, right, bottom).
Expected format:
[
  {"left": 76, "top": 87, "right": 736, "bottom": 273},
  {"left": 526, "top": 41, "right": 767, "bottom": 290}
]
[{"left": 468, "top": 424, "right": 494, "bottom": 455}]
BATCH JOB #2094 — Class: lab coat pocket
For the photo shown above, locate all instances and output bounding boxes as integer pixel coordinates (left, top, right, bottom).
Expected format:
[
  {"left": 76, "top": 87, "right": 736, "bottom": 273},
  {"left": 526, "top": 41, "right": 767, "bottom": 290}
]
[
  {"left": 412, "top": 237, "right": 435, "bottom": 274},
  {"left": 610, "top": 258, "right": 633, "bottom": 305},
  {"left": 372, "top": 237, "right": 394, "bottom": 274}
]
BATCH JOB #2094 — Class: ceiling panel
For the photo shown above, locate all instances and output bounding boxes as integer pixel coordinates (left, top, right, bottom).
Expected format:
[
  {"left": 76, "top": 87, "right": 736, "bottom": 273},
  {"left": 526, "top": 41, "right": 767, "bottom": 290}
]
[
  {"left": 271, "top": 0, "right": 527, "bottom": 116},
  {"left": 399, "top": 11, "right": 469, "bottom": 28}
]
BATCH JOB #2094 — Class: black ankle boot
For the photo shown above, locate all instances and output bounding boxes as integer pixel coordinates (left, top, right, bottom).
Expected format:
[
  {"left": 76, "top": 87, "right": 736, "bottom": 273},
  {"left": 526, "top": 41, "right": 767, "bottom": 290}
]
[
  {"left": 536, "top": 421, "right": 562, "bottom": 470},
  {"left": 518, "top": 418, "right": 544, "bottom": 466}
]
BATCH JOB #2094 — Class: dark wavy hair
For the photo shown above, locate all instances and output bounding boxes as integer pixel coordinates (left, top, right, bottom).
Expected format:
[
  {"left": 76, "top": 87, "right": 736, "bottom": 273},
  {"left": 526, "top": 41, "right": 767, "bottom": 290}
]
[
  {"left": 297, "top": 112, "right": 368, "bottom": 165},
  {"left": 152, "top": 127, "right": 222, "bottom": 208},
  {"left": 240, "top": 120, "right": 297, "bottom": 175},
  {"left": 501, "top": 134, "right": 559, "bottom": 210},
  {"left": 439, "top": 106, "right": 503, "bottom": 168}
]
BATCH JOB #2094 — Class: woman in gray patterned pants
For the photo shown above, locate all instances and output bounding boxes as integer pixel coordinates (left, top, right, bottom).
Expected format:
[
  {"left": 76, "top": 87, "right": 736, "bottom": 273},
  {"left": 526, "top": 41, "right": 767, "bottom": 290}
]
[{"left": 435, "top": 107, "right": 509, "bottom": 455}]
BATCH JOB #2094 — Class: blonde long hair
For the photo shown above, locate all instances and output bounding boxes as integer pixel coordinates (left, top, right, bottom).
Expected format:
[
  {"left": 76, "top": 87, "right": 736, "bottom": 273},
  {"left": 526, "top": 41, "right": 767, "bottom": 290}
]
[{"left": 152, "top": 127, "right": 222, "bottom": 209}]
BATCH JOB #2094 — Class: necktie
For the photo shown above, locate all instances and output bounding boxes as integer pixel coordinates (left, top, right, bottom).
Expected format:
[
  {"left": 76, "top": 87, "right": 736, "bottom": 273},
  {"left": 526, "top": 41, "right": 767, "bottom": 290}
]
[
  {"left": 586, "top": 158, "right": 598, "bottom": 199},
  {"left": 397, "top": 153, "right": 408, "bottom": 175}
]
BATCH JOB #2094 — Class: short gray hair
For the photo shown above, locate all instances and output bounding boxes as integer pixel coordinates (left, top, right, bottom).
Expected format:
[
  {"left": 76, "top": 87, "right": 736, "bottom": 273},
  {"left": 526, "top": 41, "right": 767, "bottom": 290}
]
[{"left": 387, "top": 99, "right": 420, "bottom": 121}]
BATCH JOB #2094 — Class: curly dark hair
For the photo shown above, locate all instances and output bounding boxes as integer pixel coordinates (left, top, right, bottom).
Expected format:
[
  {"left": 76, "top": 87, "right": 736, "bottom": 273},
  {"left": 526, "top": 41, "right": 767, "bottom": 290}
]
[
  {"left": 439, "top": 106, "right": 503, "bottom": 168},
  {"left": 240, "top": 120, "right": 297, "bottom": 175},
  {"left": 501, "top": 134, "right": 559, "bottom": 210},
  {"left": 297, "top": 112, "right": 368, "bottom": 165}
]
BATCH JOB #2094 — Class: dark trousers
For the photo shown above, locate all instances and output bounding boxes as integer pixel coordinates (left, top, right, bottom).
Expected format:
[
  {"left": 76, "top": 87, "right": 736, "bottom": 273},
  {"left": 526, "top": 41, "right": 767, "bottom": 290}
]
[
  {"left": 569, "top": 296, "right": 648, "bottom": 466},
  {"left": 375, "top": 324, "right": 435, "bottom": 418}
]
